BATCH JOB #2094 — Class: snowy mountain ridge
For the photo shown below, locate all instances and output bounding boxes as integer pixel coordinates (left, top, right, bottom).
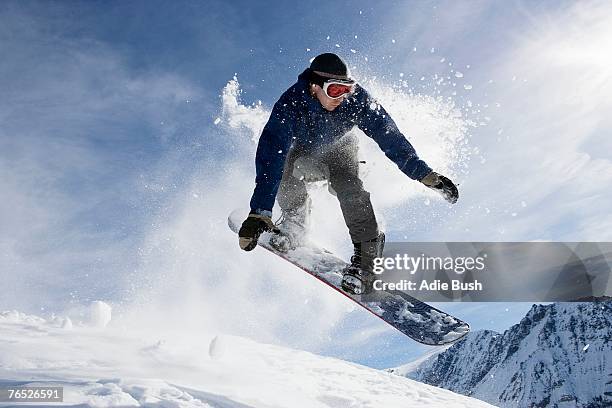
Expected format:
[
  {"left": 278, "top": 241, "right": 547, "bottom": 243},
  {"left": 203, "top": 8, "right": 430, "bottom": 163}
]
[{"left": 389, "top": 301, "right": 612, "bottom": 407}]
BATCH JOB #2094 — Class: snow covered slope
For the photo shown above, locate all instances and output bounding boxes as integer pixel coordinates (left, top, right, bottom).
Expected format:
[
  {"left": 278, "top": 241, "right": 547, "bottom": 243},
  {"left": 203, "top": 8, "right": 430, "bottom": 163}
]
[
  {"left": 0, "top": 308, "right": 495, "bottom": 408},
  {"left": 390, "top": 301, "right": 612, "bottom": 407}
]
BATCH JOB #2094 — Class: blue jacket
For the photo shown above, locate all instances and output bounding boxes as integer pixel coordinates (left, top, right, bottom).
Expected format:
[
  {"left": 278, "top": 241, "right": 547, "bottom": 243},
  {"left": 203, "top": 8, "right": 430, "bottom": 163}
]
[{"left": 250, "top": 69, "right": 432, "bottom": 214}]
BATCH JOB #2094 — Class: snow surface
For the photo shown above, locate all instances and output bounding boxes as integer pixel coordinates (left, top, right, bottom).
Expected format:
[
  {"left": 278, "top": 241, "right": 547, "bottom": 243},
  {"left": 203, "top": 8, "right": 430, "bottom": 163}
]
[{"left": 0, "top": 310, "right": 496, "bottom": 407}]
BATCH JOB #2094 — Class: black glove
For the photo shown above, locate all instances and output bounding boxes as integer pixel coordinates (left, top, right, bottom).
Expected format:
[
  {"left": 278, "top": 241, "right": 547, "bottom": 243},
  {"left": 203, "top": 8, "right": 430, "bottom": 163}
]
[
  {"left": 421, "top": 171, "right": 459, "bottom": 204},
  {"left": 238, "top": 213, "right": 279, "bottom": 251}
]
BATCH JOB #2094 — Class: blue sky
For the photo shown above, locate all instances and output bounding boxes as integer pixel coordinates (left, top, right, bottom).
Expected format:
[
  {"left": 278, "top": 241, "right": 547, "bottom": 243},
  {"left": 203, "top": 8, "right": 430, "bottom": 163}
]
[{"left": 1, "top": 0, "right": 611, "bottom": 369}]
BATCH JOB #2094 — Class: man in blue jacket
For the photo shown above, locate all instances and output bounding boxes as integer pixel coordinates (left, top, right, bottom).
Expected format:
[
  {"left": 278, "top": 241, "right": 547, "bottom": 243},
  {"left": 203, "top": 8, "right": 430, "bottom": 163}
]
[{"left": 238, "top": 53, "right": 458, "bottom": 295}]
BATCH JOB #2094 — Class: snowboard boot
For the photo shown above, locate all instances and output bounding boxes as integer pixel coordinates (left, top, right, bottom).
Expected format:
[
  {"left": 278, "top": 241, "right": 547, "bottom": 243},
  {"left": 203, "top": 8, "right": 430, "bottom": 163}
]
[
  {"left": 341, "top": 232, "right": 385, "bottom": 295},
  {"left": 269, "top": 200, "right": 311, "bottom": 253}
]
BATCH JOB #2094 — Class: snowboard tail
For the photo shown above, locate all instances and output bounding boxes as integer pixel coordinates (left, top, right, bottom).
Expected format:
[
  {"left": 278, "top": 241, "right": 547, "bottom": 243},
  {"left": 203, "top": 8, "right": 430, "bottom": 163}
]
[{"left": 228, "top": 209, "right": 469, "bottom": 345}]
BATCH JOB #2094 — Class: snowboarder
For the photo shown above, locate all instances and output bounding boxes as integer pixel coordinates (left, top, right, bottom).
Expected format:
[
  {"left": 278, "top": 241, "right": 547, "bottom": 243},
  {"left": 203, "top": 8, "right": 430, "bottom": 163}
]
[{"left": 238, "top": 53, "right": 458, "bottom": 295}]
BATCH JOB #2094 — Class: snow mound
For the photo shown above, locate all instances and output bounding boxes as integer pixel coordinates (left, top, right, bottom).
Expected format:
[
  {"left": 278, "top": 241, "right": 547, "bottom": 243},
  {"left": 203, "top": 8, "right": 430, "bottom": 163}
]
[
  {"left": 88, "top": 300, "right": 112, "bottom": 328},
  {"left": 0, "top": 310, "right": 496, "bottom": 407}
]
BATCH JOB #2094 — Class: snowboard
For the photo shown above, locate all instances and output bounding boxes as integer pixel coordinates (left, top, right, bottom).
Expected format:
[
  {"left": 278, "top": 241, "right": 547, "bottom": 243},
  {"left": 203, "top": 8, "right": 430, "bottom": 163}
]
[{"left": 228, "top": 209, "right": 470, "bottom": 345}]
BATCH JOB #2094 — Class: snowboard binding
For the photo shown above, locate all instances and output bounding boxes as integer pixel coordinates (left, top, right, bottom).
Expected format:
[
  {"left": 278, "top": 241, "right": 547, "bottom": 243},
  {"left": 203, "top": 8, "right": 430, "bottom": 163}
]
[
  {"left": 269, "top": 232, "right": 296, "bottom": 253},
  {"left": 341, "top": 270, "right": 373, "bottom": 295},
  {"left": 268, "top": 201, "right": 311, "bottom": 253},
  {"left": 341, "top": 232, "right": 385, "bottom": 296}
]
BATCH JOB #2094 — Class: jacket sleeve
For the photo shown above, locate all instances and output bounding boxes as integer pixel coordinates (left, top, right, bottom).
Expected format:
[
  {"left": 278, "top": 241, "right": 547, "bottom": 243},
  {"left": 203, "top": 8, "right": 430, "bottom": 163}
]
[
  {"left": 354, "top": 85, "right": 432, "bottom": 181},
  {"left": 249, "top": 95, "right": 296, "bottom": 214}
]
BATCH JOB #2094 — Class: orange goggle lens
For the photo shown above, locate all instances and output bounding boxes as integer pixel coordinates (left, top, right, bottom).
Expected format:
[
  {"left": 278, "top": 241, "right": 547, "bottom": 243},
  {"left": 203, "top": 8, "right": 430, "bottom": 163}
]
[{"left": 325, "top": 83, "right": 354, "bottom": 98}]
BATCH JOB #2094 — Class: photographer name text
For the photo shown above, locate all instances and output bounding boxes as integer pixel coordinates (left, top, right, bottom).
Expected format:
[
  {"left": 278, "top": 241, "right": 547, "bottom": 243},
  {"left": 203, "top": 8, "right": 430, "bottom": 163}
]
[{"left": 373, "top": 279, "right": 483, "bottom": 292}]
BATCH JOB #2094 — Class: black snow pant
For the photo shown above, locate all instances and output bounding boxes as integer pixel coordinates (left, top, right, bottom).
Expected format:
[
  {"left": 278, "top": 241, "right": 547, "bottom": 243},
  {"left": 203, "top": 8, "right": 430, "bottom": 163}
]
[{"left": 277, "top": 134, "right": 379, "bottom": 243}]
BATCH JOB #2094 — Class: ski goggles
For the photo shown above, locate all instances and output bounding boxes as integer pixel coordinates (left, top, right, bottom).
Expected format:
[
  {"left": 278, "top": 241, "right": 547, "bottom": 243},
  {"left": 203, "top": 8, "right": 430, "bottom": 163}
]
[{"left": 322, "top": 80, "right": 355, "bottom": 99}]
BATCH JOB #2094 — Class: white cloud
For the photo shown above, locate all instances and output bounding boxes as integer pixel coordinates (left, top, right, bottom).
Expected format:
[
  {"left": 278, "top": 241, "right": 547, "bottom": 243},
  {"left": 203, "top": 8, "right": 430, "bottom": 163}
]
[
  {"left": 444, "top": 0, "right": 612, "bottom": 241},
  {"left": 0, "top": 6, "right": 201, "bottom": 312}
]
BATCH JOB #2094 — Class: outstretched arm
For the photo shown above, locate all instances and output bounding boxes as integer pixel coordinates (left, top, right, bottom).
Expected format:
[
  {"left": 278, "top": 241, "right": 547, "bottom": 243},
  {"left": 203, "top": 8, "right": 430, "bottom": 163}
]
[
  {"left": 249, "top": 96, "right": 296, "bottom": 215},
  {"left": 354, "top": 85, "right": 432, "bottom": 181},
  {"left": 239, "top": 96, "right": 296, "bottom": 251},
  {"left": 354, "top": 85, "right": 458, "bottom": 203}
]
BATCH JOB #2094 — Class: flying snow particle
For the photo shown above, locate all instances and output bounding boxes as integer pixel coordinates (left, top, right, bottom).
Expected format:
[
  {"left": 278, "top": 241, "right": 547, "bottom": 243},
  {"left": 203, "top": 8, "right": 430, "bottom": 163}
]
[
  {"left": 399, "top": 73, "right": 404, "bottom": 78},
  {"left": 214, "top": 117, "right": 221, "bottom": 125},
  {"left": 521, "top": 201, "right": 527, "bottom": 207},
  {"left": 306, "top": 48, "right": 310, "bottom": 52},
  {"left": 392, "top": 39, "right": 396, "bottom": 44},
  {"left": 455, "top": 71, "right": 464, "bottom": 78},
  {"left": 350, "top": 49, "right": 356, "bottom": 53},
  {"left": 335, "top": 44, "right": 340, "bottom": 48},
  {"left": 583, "top": 344, "right": 590, "bottom": 351},
  {"left": 464, "top": 84, "right": 473, "bottom": 90},
  {"left": 326, "top": 35, "right": 330, "bottom": 40},
  {"left": 430, "top": 47, "right": 435, "bottom": 53}
]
